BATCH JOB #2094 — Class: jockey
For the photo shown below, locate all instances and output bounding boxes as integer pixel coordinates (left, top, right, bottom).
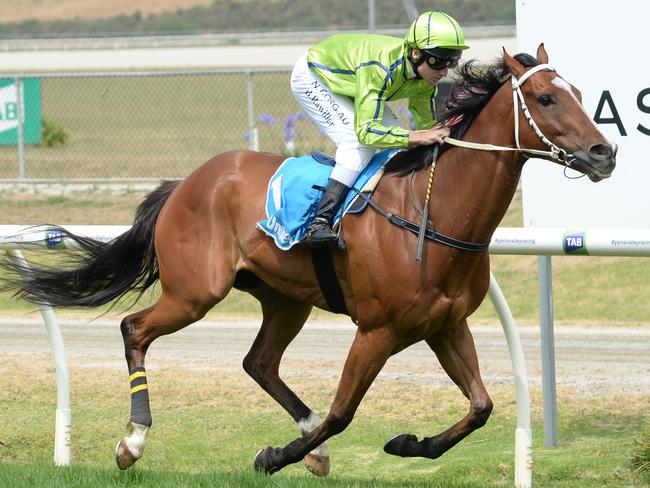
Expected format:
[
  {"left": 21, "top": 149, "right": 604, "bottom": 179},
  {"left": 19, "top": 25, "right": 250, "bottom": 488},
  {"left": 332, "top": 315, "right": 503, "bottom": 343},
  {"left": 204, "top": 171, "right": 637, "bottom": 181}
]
[{"left": 291, "top": 10, "right": 469, "bottom": 248}]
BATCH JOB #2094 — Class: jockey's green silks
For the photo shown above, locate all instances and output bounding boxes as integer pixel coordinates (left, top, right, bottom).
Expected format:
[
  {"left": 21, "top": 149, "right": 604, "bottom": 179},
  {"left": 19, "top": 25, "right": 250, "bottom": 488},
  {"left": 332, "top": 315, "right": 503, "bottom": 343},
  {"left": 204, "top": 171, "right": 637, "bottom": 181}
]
[{"left": 307, "top": 34, "right": 438, "bottom": 148}]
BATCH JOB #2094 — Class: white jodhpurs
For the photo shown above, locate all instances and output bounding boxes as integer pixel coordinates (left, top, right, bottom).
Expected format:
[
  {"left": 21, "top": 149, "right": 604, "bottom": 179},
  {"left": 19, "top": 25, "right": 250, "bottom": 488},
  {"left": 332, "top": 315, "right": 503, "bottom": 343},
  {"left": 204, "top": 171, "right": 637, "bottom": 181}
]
[{"left": 291, "top": 51, "right": 400, "bottom": 187}]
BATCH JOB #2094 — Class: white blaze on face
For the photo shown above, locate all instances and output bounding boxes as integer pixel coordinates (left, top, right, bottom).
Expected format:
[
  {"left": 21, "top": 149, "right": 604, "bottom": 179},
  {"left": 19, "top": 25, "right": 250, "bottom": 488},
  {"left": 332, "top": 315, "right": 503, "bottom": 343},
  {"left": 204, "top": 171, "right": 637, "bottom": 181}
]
[
  {"left": 552, "top": 77, "right": 602, "bottom": 132},
  {"left": 298, "top": 412, "right": 330, "bottom": 457}
]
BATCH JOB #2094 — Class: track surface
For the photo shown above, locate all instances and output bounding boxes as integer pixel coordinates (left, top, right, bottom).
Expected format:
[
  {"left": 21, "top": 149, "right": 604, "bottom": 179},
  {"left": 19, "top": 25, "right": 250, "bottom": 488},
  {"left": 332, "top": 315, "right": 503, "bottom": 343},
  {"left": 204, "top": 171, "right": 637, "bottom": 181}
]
[
  {"left": 2, "top": 317, "right": 648, "bottom": 395},
  {"left": 0, "top": 38, "right": 515, "bottom": 71}
]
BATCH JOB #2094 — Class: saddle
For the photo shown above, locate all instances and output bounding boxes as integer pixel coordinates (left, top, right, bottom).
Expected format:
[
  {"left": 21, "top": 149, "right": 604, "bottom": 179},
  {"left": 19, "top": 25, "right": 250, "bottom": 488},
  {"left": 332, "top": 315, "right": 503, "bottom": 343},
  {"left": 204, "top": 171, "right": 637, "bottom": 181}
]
[{"left": 257, "top": 149, "right": 398, "bottom": 251}]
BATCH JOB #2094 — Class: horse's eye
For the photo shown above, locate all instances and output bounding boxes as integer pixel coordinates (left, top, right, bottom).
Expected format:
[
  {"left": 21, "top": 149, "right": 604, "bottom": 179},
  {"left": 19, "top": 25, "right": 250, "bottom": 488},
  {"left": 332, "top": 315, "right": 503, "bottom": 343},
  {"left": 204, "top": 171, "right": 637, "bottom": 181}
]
[{"left": 538, "top": 94, "right": 554, "bottom": 107}]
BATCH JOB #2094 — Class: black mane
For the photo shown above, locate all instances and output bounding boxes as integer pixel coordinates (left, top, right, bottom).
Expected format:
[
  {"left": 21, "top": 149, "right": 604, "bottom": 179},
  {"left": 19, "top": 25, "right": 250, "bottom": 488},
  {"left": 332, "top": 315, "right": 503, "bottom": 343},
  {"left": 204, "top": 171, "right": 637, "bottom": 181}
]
[{"left": 385, "top": 53, "right": 538, "bottom": 176}]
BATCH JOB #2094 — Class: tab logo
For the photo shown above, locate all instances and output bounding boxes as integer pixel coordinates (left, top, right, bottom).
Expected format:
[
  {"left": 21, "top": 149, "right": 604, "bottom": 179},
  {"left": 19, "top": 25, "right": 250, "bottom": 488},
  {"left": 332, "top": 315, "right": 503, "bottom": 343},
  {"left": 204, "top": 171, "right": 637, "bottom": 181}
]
[
  {"left": 46, "top": 231, "right": 64, "bottom": 249},
  {"left": 563, "top": 232, "right": 588, "bottom": 255}
]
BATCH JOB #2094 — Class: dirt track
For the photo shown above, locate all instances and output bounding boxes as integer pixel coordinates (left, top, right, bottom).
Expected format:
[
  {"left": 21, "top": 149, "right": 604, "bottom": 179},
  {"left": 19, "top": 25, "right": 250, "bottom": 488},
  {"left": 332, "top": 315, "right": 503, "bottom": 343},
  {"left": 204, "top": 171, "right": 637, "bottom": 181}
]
[{"left": 1, "top": 317, "right": 648, "bottom": 396}]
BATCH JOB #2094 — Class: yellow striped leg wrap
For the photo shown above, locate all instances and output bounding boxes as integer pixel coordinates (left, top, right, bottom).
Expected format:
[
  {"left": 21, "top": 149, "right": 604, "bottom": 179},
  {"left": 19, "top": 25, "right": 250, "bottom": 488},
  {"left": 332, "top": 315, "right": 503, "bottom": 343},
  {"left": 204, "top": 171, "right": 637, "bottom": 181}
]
[
  {"left": 129, "top": 367, "right": 152, "bottom": 427},
  {"left": 129, "top": 371, "right": 148, "bottom": 394}
]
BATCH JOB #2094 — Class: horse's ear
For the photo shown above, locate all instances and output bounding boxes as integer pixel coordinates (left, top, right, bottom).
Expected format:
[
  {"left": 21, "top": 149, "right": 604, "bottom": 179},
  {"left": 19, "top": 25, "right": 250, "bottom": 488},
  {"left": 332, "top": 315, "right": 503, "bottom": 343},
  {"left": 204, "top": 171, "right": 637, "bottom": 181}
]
[
  {"left": 536, "top": 43, "right": 549, "bottom": 64},
  {"left": 502, "top": 48, "right": 525, "bottom": 78}
]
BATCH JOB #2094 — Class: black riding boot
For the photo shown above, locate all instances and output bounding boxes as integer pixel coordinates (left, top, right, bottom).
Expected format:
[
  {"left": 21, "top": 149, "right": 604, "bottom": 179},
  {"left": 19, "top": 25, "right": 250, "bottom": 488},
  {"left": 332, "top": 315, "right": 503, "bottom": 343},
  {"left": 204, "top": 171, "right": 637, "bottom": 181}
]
[{"left": 300, "top": 178, "right": 350, "bottom": 248}]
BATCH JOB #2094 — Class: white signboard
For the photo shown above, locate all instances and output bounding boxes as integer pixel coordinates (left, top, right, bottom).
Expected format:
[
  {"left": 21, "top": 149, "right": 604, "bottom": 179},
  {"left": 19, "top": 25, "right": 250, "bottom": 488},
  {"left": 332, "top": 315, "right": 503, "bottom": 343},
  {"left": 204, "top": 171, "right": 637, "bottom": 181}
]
[
  {"left": 517, "top": 0, "right": 650, "bottom": 228},
  {"left": 0, "top": 83, "right": 19, "bottom": 134}
]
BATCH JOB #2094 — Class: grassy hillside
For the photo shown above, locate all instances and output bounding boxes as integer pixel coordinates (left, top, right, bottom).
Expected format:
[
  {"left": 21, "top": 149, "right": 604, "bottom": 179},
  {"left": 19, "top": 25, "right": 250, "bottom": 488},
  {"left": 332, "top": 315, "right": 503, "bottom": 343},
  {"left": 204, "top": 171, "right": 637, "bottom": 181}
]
[
  {"left": 0, "top": 0, "right": 213, "bottom": 23},
  {"left": 0, "top": 0, "right": 515, "bottom": 38}
]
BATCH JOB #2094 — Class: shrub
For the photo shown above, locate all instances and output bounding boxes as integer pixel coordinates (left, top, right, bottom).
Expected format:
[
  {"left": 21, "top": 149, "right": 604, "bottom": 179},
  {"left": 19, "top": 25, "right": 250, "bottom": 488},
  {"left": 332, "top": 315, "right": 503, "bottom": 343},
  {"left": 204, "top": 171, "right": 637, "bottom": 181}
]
[
  {"left": 631, "top": 421, "right": 650, "bottom": 474},
  {"left": 42, "top": 119, "right": 69, "bottom": 147}
]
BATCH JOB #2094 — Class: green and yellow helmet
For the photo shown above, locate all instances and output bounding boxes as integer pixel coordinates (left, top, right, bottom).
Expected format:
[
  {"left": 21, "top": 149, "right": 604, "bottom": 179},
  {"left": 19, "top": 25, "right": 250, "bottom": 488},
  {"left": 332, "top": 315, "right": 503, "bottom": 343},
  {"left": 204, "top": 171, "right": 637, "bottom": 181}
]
[{"left": 405, "top": 11, "right": 470, "bottom": 53}]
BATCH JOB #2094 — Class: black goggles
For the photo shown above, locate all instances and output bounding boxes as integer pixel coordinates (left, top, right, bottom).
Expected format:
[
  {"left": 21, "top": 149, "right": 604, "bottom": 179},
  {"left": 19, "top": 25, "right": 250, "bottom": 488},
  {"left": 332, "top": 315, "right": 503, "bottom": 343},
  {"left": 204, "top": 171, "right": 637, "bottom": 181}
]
[{"left": 423, "top": 51, "right": 461, "bottom": 70}]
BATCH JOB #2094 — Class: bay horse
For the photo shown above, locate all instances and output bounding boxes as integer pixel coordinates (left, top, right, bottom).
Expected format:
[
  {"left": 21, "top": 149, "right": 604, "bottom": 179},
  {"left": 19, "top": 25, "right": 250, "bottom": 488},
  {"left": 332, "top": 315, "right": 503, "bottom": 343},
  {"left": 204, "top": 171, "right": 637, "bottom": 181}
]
[{"left": 2, "top": 45, "right": 615, "bottom": 476}]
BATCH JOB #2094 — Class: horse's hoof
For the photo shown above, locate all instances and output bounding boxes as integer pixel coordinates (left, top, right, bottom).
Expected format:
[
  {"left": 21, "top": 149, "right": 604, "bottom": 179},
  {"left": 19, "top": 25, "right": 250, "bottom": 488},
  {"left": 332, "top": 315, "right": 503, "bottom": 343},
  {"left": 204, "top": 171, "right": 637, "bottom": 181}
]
[
  {"left": 253, "top": 447, "right": 280, "bottom": 475},
  {"left": 383, "top": 433, "right": 419, "bottom": 457},
  {"left": 304, "top": 452, "right": 330, "bottom": 477},
  {"left": 115, "top": 439, "right": 138, "bottom": 470},
  {"left": 253, "top": 449, "right": 265, "bottom": 473}
]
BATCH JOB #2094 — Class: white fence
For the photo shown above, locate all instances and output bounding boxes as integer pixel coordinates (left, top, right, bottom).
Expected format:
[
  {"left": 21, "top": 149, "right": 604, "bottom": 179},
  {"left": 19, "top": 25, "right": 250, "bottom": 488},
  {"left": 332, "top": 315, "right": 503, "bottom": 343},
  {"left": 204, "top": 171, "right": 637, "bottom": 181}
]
[{"left": 5, "top": 224, "right": 650, "bottom": 257}]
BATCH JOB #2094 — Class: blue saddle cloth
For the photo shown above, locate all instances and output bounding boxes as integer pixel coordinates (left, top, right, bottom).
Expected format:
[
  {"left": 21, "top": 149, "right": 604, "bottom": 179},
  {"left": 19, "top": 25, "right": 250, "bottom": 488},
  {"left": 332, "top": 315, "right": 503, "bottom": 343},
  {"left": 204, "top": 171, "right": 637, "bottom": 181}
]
[{"left": 257, "top": 149, "right": 398, "bottom": 250}]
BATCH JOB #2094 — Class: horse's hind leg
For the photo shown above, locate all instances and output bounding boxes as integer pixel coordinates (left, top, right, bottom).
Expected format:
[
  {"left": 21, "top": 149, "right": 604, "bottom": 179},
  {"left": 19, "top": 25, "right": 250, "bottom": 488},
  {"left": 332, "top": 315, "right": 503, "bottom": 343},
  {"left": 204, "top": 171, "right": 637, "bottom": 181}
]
[
  {"left": 115, "top": 288, "right": 225, "bottom": 469},
  {"left": 384, "top": 320, "right": 493, "bottom": 459},
  {"left": 243, "top": 287, "right": 330, "bottom": 476}
]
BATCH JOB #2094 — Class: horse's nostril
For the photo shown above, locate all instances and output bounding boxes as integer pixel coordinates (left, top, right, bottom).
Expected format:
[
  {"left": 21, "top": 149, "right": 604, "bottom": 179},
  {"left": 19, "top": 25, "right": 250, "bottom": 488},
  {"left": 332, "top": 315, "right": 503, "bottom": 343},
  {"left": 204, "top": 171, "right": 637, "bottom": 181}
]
[{"left": 588, "top": 143, "right": 613, "bottom": 160}]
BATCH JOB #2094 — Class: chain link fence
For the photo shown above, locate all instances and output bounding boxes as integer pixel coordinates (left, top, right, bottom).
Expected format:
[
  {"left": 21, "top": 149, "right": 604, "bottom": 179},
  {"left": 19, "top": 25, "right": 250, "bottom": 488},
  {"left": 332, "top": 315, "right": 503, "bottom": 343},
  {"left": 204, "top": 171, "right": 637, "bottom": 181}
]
[{"left": 0, "top": 69, "right": 451, "bottom": 181}]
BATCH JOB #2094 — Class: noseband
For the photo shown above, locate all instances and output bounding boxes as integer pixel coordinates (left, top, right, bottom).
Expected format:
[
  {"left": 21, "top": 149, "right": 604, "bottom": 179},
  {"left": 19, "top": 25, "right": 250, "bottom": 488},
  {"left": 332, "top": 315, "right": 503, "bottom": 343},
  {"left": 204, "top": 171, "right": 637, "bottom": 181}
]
[{"left": 445, "top": 63, "right": 575, "bottom": 166}]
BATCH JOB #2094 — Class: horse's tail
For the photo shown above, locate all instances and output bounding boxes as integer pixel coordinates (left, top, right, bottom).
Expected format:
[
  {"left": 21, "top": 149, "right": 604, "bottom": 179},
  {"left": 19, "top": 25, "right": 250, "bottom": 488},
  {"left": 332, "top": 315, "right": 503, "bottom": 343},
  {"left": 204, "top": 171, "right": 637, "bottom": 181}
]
[{"left": 1, "top": 180, "right": 181, "bottom": 308}]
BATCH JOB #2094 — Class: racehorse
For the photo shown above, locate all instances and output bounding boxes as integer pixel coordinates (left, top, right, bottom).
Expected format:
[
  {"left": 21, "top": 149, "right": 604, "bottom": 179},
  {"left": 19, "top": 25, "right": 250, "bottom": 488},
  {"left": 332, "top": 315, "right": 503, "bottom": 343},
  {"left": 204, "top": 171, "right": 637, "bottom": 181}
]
[{"left": 1, "top": 45, "right": 615, "bottom": 476}]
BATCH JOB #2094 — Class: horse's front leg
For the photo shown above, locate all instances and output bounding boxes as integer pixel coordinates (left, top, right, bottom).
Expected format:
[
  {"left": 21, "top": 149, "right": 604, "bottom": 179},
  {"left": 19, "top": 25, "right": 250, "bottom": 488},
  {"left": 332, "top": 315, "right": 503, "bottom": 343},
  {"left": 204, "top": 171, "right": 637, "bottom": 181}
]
[
  {"left": 254, "top": 326, "right": 395, "bottom": 475},
  {"left": 244, "top": 287, "right": 330, "bottom": 476},
  {"left": 384, "top": 320, "right": 493, "bottom": 459}
]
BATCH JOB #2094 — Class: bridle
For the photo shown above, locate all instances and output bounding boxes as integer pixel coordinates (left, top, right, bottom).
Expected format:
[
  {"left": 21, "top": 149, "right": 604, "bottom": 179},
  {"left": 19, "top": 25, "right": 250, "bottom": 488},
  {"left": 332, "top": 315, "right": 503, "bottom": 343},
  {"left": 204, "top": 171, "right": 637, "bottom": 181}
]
[{"left": 444, "top": 63, "right": 576, "bottom": 166}]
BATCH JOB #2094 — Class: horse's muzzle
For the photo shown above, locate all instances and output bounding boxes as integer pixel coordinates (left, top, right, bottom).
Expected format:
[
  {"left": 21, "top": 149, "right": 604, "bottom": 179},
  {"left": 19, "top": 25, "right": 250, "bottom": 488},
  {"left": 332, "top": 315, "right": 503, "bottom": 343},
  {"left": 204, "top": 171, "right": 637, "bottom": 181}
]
[{"left": 571, "top": 143, "right": 617, "bottom": 182}]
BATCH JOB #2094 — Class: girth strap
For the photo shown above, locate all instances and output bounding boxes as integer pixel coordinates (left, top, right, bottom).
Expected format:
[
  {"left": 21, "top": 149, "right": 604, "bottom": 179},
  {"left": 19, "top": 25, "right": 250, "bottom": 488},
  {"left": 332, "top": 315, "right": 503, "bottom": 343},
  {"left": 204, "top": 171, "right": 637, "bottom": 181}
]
[{"left": 311, "top": 247, "right": 349, "bottom": 315}]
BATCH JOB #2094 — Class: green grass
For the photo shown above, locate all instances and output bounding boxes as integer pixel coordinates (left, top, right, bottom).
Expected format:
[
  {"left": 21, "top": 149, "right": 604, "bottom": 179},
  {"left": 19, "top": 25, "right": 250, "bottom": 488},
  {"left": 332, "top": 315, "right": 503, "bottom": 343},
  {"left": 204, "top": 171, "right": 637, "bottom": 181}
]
[
  {"left": 0, "top": 464, "right": 533, "bottom": 488},
  {"left": 631, "top": 423, "right": 650, "bottom": 475},
  {"left": 0, "top": 358, "right": 648, "bottom": 487},
  {"left": 473, "top": 254, "right": 650, "bottom": 325}
]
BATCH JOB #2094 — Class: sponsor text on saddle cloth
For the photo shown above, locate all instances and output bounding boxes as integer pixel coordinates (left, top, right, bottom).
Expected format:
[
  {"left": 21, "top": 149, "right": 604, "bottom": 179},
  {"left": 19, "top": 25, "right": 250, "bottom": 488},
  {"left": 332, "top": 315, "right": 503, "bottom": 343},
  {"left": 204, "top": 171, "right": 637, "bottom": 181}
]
[{"left": 258, "top": 149, "right": 399, "bottom": 250}]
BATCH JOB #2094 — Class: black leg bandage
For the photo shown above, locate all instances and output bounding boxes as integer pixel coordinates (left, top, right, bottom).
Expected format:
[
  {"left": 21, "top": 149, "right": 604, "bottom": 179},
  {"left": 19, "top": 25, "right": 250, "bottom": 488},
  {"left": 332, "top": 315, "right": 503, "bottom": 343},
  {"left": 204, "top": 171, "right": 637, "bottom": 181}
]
[{"left": 129, "top": 367, "right": 152, "bottom": 427}]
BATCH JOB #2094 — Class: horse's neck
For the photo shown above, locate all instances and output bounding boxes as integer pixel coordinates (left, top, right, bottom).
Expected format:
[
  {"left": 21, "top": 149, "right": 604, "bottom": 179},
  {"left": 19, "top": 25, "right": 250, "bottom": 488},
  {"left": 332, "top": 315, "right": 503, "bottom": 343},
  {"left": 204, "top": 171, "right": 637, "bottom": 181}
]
[{"left": 426, "top": 84, "right": 523, "bottom": 244}]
